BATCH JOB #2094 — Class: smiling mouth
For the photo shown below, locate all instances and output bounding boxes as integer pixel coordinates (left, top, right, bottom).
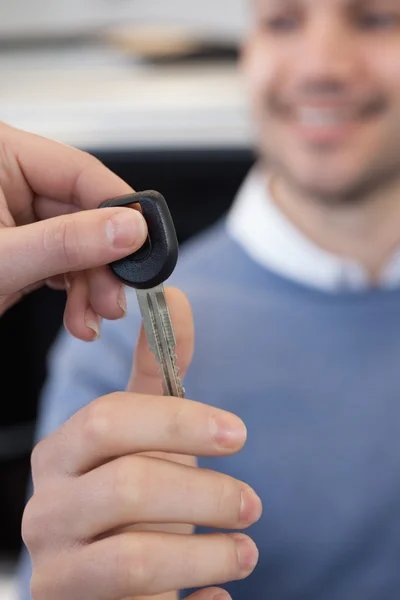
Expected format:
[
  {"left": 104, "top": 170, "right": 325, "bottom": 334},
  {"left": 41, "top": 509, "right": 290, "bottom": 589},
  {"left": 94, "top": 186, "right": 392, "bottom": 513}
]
[
  {"left": 280, "top": 99, "right": 386, "bottom": 129},
  {"left": 296, "top": 107, "right": 356, "bottom": 127}
]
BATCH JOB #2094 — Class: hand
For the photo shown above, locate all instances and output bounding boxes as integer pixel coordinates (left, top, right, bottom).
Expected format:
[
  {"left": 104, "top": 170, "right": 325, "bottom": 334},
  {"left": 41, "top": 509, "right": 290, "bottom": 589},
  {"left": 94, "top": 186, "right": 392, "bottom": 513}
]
[
  {"left": 0, "top": 121, "right": 148, "bottom": 339},
  {"left": 22, "top": 288, "right": 262, "bottom": 600}
]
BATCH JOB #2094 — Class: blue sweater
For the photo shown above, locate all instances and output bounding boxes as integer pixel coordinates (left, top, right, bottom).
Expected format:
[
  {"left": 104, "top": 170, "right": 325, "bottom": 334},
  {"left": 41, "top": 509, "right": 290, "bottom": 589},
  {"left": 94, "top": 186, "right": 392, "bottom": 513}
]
[{"left": 18, "top": 221, "right": 400, "bottom": 599}]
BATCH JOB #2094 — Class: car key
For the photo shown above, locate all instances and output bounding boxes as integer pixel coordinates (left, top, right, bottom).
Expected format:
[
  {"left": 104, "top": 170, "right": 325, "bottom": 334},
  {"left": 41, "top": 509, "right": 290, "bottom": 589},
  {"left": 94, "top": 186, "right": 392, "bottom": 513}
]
[{"left": 99, "top": 190, "right": 185, "bottom": 398}]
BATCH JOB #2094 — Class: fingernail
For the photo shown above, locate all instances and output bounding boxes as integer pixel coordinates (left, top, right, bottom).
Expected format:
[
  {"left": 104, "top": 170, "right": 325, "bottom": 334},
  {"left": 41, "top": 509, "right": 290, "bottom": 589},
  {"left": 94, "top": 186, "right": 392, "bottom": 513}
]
[
  {"left": 85, "top": 307, "right": 101, "bottom": 340},
  {"left": 213, "top": 593, "right": 231, "bottom": 600},
  {"left": 211, "top": 412, "right": 247, "bottom": 449},
  {"left": 64, "top": 274, "right": 71, "bottom": 292},
  {"left": 240, "top": 488, "right": 263, "bottom": 524},
  {"left": 231, "top": 534, "right": 259, "bottom": 576},
  {"left": 118, "top": 285, "right": 127, "bottom": 317},
  {"left": 106, "top": 210, "right": 147, "bottom": 249}
]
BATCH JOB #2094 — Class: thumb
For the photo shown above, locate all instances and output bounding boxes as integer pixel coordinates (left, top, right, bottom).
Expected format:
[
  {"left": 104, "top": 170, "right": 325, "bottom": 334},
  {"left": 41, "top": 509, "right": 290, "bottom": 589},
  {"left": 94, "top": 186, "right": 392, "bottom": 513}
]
[
  {"left": 0, "top": 207, "right": 147, "bottom": 294},
  {"left": 128, "top": 287, "right": 195, "bottom": 396}
]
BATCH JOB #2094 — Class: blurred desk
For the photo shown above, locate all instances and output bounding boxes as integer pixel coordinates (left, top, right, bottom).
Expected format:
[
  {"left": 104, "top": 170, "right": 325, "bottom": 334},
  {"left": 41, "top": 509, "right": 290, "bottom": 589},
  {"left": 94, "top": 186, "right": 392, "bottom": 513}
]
[{"left": 0, "top": 42, "right": 252, "bottom": 151}]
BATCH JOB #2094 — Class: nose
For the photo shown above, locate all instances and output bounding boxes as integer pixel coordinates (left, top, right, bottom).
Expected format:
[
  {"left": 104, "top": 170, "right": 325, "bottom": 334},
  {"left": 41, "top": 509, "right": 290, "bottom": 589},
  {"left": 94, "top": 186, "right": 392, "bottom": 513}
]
[{"left": 294, "top": 17, "right": 360, "bottom": 87}]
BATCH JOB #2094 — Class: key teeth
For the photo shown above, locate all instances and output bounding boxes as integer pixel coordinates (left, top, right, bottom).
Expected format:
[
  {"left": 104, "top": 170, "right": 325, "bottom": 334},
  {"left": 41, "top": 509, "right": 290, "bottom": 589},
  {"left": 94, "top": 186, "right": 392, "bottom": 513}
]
[
  {"left": 162, "top": 316, "right": 177, "bottom": 351},
  {"left": 137, "top": 286, "right": 185, "bottom": 397}
]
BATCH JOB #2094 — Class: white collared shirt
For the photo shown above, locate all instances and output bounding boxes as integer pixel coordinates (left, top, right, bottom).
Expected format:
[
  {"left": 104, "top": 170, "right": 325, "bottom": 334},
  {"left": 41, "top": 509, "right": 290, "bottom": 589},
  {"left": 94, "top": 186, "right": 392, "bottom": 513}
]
[{"left": 227, "top": 167, "right": 400, "bottom": 292}]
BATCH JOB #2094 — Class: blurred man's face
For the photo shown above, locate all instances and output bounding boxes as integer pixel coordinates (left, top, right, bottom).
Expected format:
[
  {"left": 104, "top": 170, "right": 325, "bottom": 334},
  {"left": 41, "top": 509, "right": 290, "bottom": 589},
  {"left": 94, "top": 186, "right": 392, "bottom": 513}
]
[{"left": 243, "top": 0, "right": 400, "bottom": 201}]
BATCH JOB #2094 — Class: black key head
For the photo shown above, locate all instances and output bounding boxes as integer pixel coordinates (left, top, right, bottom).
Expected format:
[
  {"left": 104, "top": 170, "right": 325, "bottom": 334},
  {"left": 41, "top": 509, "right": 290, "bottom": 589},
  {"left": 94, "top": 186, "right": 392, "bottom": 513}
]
[{"left": 99, "top": 190, "right": 178, "bottom": 289}]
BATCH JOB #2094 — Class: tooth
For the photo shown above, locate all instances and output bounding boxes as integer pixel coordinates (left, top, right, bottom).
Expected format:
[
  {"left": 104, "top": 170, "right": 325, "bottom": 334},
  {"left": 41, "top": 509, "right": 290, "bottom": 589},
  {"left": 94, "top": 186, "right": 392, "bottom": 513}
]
[{"left": 298, "top": 108, "right": 349, "bottom": 127}]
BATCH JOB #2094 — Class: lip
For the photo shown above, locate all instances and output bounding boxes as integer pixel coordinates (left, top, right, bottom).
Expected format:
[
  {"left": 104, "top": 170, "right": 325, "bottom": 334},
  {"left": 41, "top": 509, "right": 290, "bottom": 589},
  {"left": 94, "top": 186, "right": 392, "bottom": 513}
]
[
  {"left": 292, "top": 120, "right": 359, "bottom": 145},
  {"left": 284, "top": 106, "right": 362, "bottom": 146},
  {"left": 293, "top": 101, "right": 357, "bottom": 109}
]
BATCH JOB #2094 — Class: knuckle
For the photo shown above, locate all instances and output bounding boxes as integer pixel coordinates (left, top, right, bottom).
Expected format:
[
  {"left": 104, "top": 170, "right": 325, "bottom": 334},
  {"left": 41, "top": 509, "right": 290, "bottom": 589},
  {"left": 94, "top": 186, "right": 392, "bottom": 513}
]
[
  {"left": 124, "top": 536, "right": 156, "bottom": 594},
  {"left": 0, "top": 137, "right": 16, "bottom": 189},
  {"left": 21, "top": 497, "right": 38, "bottom": 551},
  {"left": 115, "top": 536, "right": 153, "bottom": 593},
  {"left": 69, "top": 151, "right": 103, "bottom": 201},
  {"left": 30, "top": 438, "right": 50, "bottom": 482},
  {"left": 214, "top": 477, "right": 236, "bottom": 520},
  {"left": 111, "top": 456, "right": 144, "bottom": 510},
  {"left": 31, "top": 428, "right": 72, "bottom": 481},
  {"left": 52, "top": 218, "right": 82, "bottom": 270},
  {"left": 200, "top": 469, "right": 242, "bottom": 525},
  {"left": 22, "top": 486, "right": 76, "bottom": 557},
  {"left": 21, "top": 494, "right": 48, "bottom": 553},
  {"left": 165, "top": 401, "right": 188, "bottom": 440},
  {"left": 81, "top": 397, "right": 115, "bottom": 450},
  {"left": 41, "top": 216, "right": 83, "bottom": 272}
]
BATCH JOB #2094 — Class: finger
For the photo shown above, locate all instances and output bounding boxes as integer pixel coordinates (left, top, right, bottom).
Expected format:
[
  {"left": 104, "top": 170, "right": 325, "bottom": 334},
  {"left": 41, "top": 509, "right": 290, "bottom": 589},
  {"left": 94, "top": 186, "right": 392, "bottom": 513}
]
[
  {"left": 0, "top": 206, "right": 147, "bottom": 294},
  {"left": 64, "top": 273, "right": 101, "bottom": 342},
  {"left": 46, "top": 275, "right": 67, "bottom": 291},
  {"left": 123, "top": 589, "right": 231, "bottom": 600},
  {"left": 122, "top": 591, "right": 232, "bottom": 600},
  {"left": 0, "top": 151, "right": 34, "bottom": 226},
  {"left": 30, "top": 394, "right": 247, "bottom": 480},
  {"left": 34, "top": 196, "right": 80, "bottom": 219},
  {"left": 38, "top": 456, "right": 261, "bottom": 541},
  {"left": 65, "top": 267, "right": 126, "bottom": 337},
  {"left": 120, "top": 591, "right": 231, "bottom": 600},
  {"left": 31, "top": 532, "right": 258, "bottom": 600},
  {"left": 87, "top": 266, "right": 127, "bottom": 321},
  {"left": 4, "top": 122, "right": 134, "bottom": 210},
  {"left": 188, "top": 590, "right": 231, "bottom": 600},
  {"left": 128, "top": 287, "right": 194, "bottom": 395},
  {"left": 187, "top": 589, "right": 232, "bottom": 600}
]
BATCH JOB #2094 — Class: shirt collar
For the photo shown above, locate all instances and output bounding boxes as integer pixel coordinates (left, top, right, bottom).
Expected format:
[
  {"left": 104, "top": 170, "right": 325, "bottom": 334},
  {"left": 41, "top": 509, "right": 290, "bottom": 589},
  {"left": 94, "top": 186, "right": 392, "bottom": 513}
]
[{"left": 226, "top": 166, "right": 400, "bottom": 292}]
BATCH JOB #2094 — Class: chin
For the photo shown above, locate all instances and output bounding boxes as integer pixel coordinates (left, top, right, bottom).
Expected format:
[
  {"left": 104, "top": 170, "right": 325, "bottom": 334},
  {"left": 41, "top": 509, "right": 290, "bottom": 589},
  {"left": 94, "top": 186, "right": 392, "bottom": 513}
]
[
  {"left": 268, "top": 138, "right": 381, "bottom": 201},
  {"left": 259, "top": 118, "right": 391, "bottom": 202},
  {"left": 276, "top": 152, "right": 340, "bottom": 188},
  {"left": 299, "top": 180, "right": 359, "bottom": 203},
  {"left": 278, "top": 158, "right": 374, "bottom": 203}
]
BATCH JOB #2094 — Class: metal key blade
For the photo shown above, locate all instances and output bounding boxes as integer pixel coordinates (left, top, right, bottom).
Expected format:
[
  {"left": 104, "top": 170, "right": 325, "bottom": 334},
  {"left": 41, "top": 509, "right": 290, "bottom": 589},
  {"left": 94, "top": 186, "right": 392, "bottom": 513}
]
[{"left": 136, "top": 285, "right": 185, "bottom": 398}]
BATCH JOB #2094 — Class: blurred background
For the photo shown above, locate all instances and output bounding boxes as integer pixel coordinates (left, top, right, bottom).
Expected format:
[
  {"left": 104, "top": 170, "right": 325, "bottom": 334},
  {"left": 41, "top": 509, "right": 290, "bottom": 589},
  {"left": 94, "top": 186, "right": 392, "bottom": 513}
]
[{"left": 0, "top": 0, "right": 255, "bottom": 597}]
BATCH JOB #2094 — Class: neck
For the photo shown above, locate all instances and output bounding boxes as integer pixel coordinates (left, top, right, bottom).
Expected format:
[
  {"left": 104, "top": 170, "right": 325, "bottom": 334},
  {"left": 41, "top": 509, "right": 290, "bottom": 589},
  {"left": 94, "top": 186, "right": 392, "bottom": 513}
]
[{"left": 269, "top": 169, "right": 400, "bottom": 281}]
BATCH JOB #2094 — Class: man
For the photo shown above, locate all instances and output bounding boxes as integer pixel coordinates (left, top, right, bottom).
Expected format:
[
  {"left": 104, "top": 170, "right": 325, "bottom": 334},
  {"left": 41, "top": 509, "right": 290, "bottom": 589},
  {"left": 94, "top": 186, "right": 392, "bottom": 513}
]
[{"left": 20, "top": 0, "right": 400, "bottom": 598}]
